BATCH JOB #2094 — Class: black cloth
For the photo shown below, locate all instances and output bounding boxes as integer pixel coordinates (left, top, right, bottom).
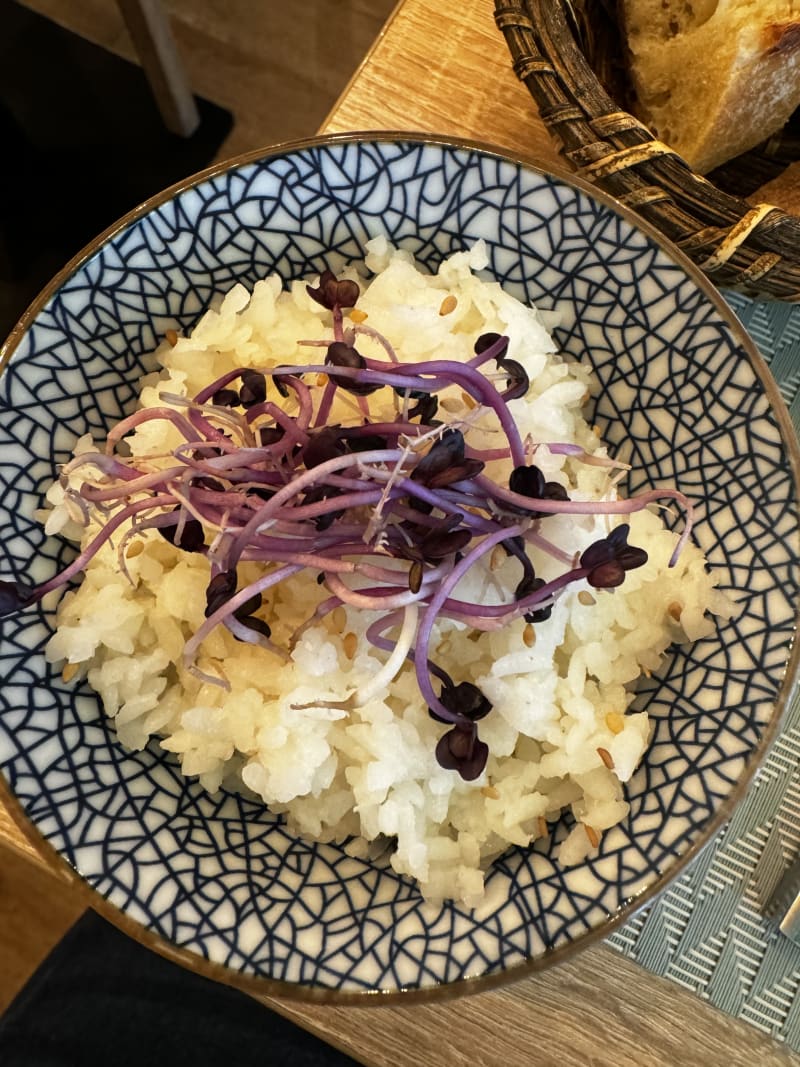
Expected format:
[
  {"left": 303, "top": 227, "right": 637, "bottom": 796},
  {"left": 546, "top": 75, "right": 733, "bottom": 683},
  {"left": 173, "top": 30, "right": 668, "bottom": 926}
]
[
  {"left": 0, "top": 910, "right": 360, "bottom": 1067},
  {"left": 0, "top": 0, "right": 233, "bottom": 340}
]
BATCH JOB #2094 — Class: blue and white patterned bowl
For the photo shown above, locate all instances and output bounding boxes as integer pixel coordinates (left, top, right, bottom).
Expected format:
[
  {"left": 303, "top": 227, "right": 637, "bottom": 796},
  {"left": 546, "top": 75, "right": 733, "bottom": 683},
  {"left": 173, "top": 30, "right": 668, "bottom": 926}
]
[{"left": 1, "top": 135, "right": 798, "bottom": 999}]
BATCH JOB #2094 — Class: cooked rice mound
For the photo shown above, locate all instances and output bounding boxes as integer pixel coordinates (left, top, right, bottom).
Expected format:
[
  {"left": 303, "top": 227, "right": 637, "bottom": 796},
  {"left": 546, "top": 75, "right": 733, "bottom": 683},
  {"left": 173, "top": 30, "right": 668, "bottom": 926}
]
[{"left": 42, "top": 239, "right": 731, "bottom": 906}]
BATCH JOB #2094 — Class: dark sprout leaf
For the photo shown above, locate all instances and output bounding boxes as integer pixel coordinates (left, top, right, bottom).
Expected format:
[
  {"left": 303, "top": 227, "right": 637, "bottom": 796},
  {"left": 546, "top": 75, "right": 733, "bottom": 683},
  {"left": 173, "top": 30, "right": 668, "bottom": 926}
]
[
  {"left": 411, "top": 428, "right": 465, "bottom": 484},
  {"left": 384, "top": 515, "right": 470, "bottom": 562},
  {"left": 158, "top": 507, "right": 205, "bottom": 552},
  {"left": 347, "top": 432, "right": 389, "bottom": 453},
  {"left": 425, "top": 457, "right": 485, "bottom": 490},
  {"left": 235, "top": 615, "right": 272, "bottom": 640},
  {"left": 430, "top": 680, "right": 492, "bottom": 724},
  {"left": 502, "top": 534, "right": 532, "bottom": 569},
  {"left": 525, "top": 602, "right": 553, "bottom": 624},
  {"left": 580, "top": 524, "right": 648, "bottom": 589},
  {"left": 248, "top": 485, "right": 276, "bottom": 502},
  {"left": 0, "top": 579, "right": 34, "bottom": 617},
  {"left": 435, "top": 725, "right": 489, "bottom": 780},
  {"left": 499, "top": 358, "right": 529, "bottom": 401},
  {"left": 302, "top": 484, "right": 344, "bottom": 531},
  {"left": 507, "top": 465, "right": 570, "bottom": 517},
  {"left": 302, "top": 426, "right": 347, "bottom": 469},
  {"left": 191, "top": 446, "right": 225, "bottom": 461},
  {"left": 306, "top": 269, "right": 338, "bottom": 310},
  {"left": 407, "top": 495, "right": 434, "bottom": 514},
  {"left": 395, "top": 514, "right": 473, "bottom": 563},
  {"left": 408, "top": 393, "right": 439, "bottom": 423},
  {"left": 239, "top": 370, "right": 267, "bottom": 409},
  {"left": 205, "top": 569, "right": 237, "bottom": 617},
  {"left": 504, "top": 536, "right": 538, "bottom": 598},
  {"left": 306, "top": 270, "right": 360, "bottom": 311},
  {"left": 515, "top": 573, "right": 553, "bottom": 623},
  {"left": 191, "top": 475, "right": 226, "bottom": 493},
  {"left": 258, "top": 426, "right": 285, "bottom": 447},
  {"left": 212, "top": 388, "right": 240, "bottom": 407},
  {"left": 335, "top": 279, "right": 360, "bottom": 309},
  {"left": 273, "top": 368, "right": 295, "bottom": 398},
  {"left": 233, "top": 591, "right": 262, "bottom": 619},
  {"left": 474, "top": 332, "right": 509, "bottom": 359},
  {"left": 420, "top": 526, "right": 473, "bottom": 561},
  {"left": 326, "top": 341, "right": 363, "bottom": 370},
  {"left": 586, "top": 561, "right": 626, "bottom": 589},
  {"left": 325, "top": 341, "right": 379, "bottom": 396},
  {"left": 392, "top": 387, "right": 429, "bottom": 399}
]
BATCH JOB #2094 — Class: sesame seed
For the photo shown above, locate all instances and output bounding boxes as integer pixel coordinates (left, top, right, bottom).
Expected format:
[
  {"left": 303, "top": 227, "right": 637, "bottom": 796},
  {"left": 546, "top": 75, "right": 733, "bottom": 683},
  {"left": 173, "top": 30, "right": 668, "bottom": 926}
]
[
  {"left": 343, "top": 631, "right": 357, "bottom": 659},
  {"left": 165, "top": 329, "right": 178, "bottom": 347},
  {"left": 439, "top": 294, "right": 458, "bottom": 316},
  {"left": 331, "top": 606, "right": 347, "bottom": 632},
  {"left": 597, "top": 747, "right": 614, "bottom": 769},
  {"left": 349, "top": 309, "right": 368, "bottom": 323},
  {"left": 439, "top": 397, "right": 463, "bottom": 413},
  {"left": 538, "top": 816, "right": 548, "bottom": 838},
  {"left": 408, "top": 561, "right": 423, "bottom": 594},
  {"left": 316, "top": 373, "right": 328, "bottom": 387},
  {"left": 481, "top": 785, "right": 500, "bottom": 799},
  {"left": 577, "top": 590, "right": 596, "bottom": 606},
  {"left": 460, "top": 390, "right": 478, "bottom": 410},
  {"left": 62, "top": 662, "right": 79, "bottom": 683},
  {"left": 523, "top": 623, "right": 536, "bottom": 647},
  {"left": 668, "top": 601, "right": 683, "bottom": 621},
  {"left": 605, "top": 711, "right": 625, "bottom": 735},
  {"left": 489, "top": 544, "right": 506, "bottom": 571},
  {"left": 584, "top": 824, "right": 600, "bottom": 848},
  {"left": 125, "top": 541, "right": 144, "bottom": 559}
]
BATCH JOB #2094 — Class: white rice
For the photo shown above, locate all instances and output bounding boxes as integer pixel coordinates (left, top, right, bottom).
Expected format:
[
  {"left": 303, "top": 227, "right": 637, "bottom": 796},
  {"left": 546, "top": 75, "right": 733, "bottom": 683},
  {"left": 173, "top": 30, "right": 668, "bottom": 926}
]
[{"left": 42, "top": 238, "right": 731, "bottom": 906}]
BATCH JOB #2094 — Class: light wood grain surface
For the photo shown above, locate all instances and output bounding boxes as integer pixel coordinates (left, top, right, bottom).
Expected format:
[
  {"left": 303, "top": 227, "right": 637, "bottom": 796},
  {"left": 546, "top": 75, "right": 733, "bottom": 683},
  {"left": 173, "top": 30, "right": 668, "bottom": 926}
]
[
  {"left": 2, "top": 1, "right": 798, "bottom": 1064},
  {"left": 266, "top": 3, "right": 800, "bottom": 1065},
  {"left": 322, "top": 0, "right": 561, "bottom": 171}
]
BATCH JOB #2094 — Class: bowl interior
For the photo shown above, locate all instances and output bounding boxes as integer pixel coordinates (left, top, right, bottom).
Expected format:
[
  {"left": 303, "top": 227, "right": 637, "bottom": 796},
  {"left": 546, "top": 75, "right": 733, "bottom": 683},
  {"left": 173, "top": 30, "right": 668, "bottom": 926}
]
[{"left": 0, "top": 137, "right": 797, "bottom": 995}]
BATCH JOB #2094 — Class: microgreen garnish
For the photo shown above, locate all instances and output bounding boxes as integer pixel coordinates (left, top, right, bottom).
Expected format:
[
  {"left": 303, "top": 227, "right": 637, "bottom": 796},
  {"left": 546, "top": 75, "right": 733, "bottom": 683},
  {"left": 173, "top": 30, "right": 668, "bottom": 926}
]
[{"left": 1, "top": 268, "right": 693, "bottom": 781}]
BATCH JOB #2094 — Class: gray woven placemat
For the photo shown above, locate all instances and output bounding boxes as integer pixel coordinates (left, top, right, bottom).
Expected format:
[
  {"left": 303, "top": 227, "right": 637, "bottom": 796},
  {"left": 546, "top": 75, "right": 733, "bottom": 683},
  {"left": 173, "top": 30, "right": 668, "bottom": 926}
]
[{"left": 609, "top": 292, "right": 800, "bottom": 1050}]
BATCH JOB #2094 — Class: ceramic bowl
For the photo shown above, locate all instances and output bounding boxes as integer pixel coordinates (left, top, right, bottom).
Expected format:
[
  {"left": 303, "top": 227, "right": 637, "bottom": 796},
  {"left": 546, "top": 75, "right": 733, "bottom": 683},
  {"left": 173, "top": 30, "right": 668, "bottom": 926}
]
[{"left": 1, "top": 135, "right": 798, "bottom": 998}]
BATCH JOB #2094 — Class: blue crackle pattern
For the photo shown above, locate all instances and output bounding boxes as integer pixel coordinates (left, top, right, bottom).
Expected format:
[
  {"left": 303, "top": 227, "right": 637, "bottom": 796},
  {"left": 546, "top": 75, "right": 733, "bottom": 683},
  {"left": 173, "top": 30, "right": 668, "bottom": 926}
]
[{"left": 0, "top": 138, "right": 797, "bottom": 994}]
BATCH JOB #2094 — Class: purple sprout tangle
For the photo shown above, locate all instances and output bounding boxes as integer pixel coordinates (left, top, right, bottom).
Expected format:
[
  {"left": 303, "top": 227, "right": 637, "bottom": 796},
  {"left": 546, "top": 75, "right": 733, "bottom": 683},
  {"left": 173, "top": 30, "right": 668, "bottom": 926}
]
[{"left": 0, "top": 270, "right": 694, "bottom": 781}]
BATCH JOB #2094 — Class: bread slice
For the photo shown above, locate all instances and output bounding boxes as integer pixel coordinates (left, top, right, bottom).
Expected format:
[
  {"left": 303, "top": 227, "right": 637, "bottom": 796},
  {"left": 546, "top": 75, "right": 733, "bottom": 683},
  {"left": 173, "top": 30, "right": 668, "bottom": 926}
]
[
  {"left": 620, "top": 1, "right": 800, "bottom": 173},
  {"left": 748, "top": 158, "right": 800, "bottom": 211}
]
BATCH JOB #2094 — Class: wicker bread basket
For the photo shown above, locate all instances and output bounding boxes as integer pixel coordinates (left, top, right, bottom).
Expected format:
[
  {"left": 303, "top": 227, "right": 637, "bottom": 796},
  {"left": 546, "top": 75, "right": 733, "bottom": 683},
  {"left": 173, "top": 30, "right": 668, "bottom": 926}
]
[{"left": 494, "top": 0, "right": 800, "bottom": 301}]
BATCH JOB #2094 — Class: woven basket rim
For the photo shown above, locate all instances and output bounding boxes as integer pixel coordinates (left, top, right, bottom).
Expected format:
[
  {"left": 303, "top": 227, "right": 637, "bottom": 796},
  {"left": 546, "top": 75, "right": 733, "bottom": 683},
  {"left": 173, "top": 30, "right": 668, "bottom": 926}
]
[{"left": 494, "top": 0, "right": 800, "bottom": 302}]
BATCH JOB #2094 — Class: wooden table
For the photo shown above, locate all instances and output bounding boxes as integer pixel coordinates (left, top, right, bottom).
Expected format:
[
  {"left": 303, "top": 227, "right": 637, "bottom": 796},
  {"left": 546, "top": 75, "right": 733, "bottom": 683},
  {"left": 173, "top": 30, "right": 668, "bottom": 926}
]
[{"left": 2, "top": 1, "right": 798, "bottom": 1065}]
